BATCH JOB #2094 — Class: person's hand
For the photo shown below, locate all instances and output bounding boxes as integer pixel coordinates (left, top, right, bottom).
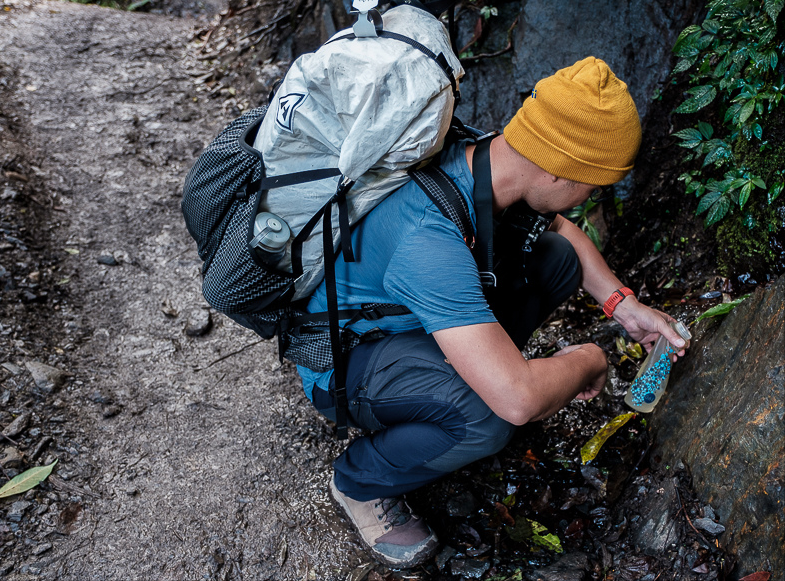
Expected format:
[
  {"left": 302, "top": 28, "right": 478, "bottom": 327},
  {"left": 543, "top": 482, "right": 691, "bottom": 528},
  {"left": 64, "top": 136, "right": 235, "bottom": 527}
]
[
  {"left": 552, "top": 343, "right": 607, "bottom": 401},
  {"left": 613, "top": 296, "right": 687, "bottom": 360}
]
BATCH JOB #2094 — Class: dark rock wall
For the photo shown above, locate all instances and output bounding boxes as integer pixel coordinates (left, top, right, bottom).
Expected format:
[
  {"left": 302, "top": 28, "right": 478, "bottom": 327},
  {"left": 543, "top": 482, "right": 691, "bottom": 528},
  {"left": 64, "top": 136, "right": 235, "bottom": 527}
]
[
  {"left": 651, "top": 277, "right": 785, "bottom": 579},
  {"left": 455, "top": 0, "right": 703, "bottom": 134}
]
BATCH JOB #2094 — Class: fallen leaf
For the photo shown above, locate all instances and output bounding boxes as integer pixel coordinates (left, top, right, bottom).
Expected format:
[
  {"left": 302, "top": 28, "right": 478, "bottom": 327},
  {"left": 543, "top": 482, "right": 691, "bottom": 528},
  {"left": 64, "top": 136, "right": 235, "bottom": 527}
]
[
  {"left": 522, "top": 449, "right": 539, "bottom": 468},
  {"left": 739, "top": 573, "right": 771, "bottom": 581},
  {"left": 494, "top": 502, "right": 515, "bottom": 526},
  {"left": 580, "top": 413, "right": 637, "bottom": 464},
  {"left": 527, "top": 518, "right": 563, "bottom": 553},
  {"left": 695, "top": 294, "right": 750, "bottom": 323},
  {"left": 626, "top": 342, "right": 644, "bottom": 359},
  {"left": 0, "top": 461, "right": 57, "bottom": 498}
]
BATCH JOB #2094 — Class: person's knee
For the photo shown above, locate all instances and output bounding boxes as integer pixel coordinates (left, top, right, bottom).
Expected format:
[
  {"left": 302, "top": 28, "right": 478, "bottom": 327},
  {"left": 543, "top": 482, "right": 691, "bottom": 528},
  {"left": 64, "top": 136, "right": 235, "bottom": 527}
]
[
  {"left": 535, "top": 231, "right": 581, "bottom": 296},
  {"left": 466, "top": 412, "right": 516, "bottom": 460}
]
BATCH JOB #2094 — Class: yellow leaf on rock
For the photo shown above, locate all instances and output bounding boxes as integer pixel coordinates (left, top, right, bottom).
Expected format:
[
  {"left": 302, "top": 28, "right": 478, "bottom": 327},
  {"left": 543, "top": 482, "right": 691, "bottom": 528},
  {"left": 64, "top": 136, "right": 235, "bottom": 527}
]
[{"left": 580, "top": 413, "right": 637, "bottom": 464}]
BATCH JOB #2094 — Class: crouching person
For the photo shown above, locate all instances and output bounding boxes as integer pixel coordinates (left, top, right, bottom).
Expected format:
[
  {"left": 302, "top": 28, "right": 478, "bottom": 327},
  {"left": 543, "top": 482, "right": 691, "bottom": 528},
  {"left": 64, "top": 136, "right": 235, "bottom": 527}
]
[{"left": 297, "top": 57, "right": 687, "bottom": 567}]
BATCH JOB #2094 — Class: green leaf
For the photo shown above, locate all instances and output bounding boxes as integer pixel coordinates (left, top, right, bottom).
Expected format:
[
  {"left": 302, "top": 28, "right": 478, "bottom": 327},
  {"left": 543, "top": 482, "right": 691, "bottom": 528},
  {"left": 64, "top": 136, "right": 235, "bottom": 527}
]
[
  {"left": 697, "top": 121, "right": 714, "bottom": 139},
  {"left": 764, "top": 0, "right": 784, "bottom": 21},
  {"left": 752, "top": 177, "right": 766, "bottom": 189},
  {"left": 702, "top": 18, "right": 721, "bottom": 34},
  {"left": 753, "top": 124, "right": 763, "bottom": 139},
  {"left": 738, "top": 99, "right": 756, "bottom": 124},
  {"left": 705, "top": 195, "right": 731, "bottom": 226},
  {"left": 728, "top": 178, "right": 748, "bottom": 191},
  {"left": 695, "top": 294, "right": 751, "bottom": 323},
  {"left": 769, "top": 181, "right": 784, "bottom": 202},
  {"left": 673, "top": 55, "right": 699, "bottom": 74},
  {"left": 527, "top": 519, "right": 564, "bottom": 553},
  {"left": 675, "top": 85, "right": 717, "bottom": 114},
  {"left": 0, "top": 461, "right": 57, "bottom": 499},
  {"left": 697, "top": 190, "right": 722, "bottom": 214},
  {"left": 127, "top": 0, "right": 151, "bottom": 10},
  {"left": 673, "top": 128, "right": 703, "bottom": 149},
  {"left": 673, "top": 26, "right": 702, "bottom": 57},
  {"left": 583, "top": 222, "right": 602, "bottom": 251},
  {"left": 759, "top": 26, "right": 777, "bottom": 46},
  {"left": 581, "top": 413, "right": 637, "bottom": 464},
  {"left": 673, "top": 128, "right": 704, "bottom": 141},
  {"left": 739, "top": 182, "right": 753, "bottom": 208},
  {"left": 626, "top": 342, "right": 644, "bottom": 359}
]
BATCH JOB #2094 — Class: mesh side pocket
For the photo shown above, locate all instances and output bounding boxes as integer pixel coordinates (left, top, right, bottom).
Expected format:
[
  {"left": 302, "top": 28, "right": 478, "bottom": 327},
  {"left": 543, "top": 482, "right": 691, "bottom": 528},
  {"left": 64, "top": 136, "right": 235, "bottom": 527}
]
[
  {"left": 281, "top": 324, "right": 361, "bottom": 372},
  {"left": 202, "top": 193, "right": 294, "bottom": 315},
  {"left": 182, "top": 106, "right": 267, "bottom": 264}
]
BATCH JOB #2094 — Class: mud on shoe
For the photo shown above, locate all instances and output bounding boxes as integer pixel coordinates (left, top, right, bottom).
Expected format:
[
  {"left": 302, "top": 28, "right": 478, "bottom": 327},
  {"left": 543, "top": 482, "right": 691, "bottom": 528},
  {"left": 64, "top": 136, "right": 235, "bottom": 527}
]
[{"left": 329, "top": 475, "right": 438, "bottom": 568}]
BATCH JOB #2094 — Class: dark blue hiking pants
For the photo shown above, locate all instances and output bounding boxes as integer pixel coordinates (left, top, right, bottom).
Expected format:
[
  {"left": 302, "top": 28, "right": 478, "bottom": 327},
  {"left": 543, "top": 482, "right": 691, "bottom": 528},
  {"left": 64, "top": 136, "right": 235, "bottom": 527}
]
[{"left": 313, "top": 231, "right": 581, "bottom": 501}]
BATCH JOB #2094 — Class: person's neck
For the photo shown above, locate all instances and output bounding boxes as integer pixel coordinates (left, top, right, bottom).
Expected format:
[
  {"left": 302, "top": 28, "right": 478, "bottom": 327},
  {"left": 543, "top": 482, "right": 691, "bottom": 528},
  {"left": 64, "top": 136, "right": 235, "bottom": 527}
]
[{"left": 465, "top": 135, "right": 536, "bottom": 214}]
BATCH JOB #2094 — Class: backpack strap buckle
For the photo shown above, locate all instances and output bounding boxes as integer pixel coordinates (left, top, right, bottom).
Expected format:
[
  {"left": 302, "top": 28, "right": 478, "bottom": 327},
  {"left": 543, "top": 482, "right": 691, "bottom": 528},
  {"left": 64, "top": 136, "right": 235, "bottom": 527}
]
[
  {"left": 352, "top": 0, "right": 382, "bottom": 37},
  {"left": 479, "top": 271, "right": 497, "bottom": 288}
]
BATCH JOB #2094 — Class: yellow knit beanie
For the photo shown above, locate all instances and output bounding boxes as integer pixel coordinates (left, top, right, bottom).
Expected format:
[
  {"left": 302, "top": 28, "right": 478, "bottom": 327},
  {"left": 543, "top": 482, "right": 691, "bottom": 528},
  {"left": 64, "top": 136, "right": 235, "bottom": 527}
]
[{"left": 503, "top": 57, "right": 641, "bottom": 186}]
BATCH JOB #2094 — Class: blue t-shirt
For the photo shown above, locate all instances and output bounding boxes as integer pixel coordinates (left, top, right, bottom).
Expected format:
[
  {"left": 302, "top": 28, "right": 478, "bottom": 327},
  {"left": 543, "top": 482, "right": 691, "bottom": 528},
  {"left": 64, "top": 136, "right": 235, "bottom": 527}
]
[{"left": 297, "top": 141, "right": 497, "bottom": 399}]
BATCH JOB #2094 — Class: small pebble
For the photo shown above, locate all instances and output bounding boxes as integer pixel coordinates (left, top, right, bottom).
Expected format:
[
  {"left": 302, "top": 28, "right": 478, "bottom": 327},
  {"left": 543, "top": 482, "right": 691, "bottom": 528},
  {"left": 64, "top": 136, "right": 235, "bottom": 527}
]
[
  {"left": 97, "top": 255, "right": 119, "bottom": 266},
  {"left": 693, "top": 517, "right": 725, "bottom": 535},
  {"left": 2, "top": 412, "right": 30, "bottom": 437},
  {"left": 185, "top": 309, "right": 212, "bottom": 337},
  {"left": 31, "top": 543, "right": 52, "bottom": 556}
]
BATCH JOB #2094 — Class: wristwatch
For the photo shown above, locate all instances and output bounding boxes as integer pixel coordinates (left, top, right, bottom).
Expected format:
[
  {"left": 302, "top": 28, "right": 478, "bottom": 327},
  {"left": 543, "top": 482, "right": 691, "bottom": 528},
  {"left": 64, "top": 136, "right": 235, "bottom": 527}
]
[{"left": 603, "top": 287, "right": 634, "bottom": 318}]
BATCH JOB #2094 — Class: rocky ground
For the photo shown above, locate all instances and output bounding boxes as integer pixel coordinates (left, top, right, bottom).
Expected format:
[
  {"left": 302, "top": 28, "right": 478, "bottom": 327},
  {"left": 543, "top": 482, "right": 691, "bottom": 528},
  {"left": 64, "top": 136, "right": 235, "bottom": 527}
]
[{"left": 0, "top": 1, "right": 736, "bottom": 580}]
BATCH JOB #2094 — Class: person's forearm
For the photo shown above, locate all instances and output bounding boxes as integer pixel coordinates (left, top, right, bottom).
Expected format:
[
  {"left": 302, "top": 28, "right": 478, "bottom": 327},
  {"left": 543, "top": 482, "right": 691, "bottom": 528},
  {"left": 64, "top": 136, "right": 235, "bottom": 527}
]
[
  {"left": 522, "top": 344, "right": 607, "bottom": 421},
  {"left": 433, "top": 323, "right": 606, "bottom": 425}
]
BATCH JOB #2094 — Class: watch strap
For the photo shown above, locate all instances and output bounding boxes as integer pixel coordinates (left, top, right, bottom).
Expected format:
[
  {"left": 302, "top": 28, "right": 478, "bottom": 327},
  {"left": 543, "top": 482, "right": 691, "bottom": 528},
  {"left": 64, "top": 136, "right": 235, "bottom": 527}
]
[{"left": 603, "top": 287, "right": 634, "bottom": 318}]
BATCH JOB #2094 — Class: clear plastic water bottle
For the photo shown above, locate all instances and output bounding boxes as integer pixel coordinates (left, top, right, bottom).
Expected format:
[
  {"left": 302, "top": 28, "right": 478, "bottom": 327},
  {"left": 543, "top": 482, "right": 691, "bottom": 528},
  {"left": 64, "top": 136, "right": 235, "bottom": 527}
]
[{"left": 625, "top": 320, "right": 692, "bottom": 413}]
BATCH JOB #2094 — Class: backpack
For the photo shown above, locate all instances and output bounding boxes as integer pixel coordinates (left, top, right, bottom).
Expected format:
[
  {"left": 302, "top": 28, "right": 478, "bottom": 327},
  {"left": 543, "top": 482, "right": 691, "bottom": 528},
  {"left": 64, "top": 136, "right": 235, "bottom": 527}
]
[{"left": 182, "top": 4, "right": 472, "bottom": 437}]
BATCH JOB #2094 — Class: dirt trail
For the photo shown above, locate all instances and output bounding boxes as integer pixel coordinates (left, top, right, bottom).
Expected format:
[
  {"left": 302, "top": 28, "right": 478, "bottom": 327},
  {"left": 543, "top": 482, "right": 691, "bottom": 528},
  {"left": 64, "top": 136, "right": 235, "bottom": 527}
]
[{"left": 0, "top": 2, "right": 362, "bottom": 579}]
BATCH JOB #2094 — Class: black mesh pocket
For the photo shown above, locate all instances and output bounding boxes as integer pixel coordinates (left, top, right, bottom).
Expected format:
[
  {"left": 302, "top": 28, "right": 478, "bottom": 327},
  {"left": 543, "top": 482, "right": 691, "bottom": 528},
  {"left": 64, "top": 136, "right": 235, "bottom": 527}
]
[
  {"left": 182, "top": 107, "right": 267, "bottom": 264},
  {"left": 202, "top": 193, "right": 294, "bottom": 315},
  {"left": 281, "top": 324, "right": 361, "bottom": 372}
]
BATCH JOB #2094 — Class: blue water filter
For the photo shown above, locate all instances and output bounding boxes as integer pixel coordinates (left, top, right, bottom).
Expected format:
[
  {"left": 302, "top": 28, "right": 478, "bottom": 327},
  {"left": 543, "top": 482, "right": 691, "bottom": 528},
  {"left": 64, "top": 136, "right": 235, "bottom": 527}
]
[{"left": 625, "top": 320, "right": 692, "bottom": 413}]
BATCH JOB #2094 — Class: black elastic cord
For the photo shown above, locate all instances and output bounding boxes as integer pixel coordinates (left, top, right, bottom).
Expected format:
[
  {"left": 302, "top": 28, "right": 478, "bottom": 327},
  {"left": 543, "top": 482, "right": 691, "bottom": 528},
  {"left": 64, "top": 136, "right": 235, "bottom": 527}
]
[
  {"left": 325, "top": 31, "right": 459, "bottom": 101},
  {"left": 322, "top": 202, "right": 349, "bottom": 440},
  {"left": 335, "top": 179, "right": 356, "bottom": 262}
]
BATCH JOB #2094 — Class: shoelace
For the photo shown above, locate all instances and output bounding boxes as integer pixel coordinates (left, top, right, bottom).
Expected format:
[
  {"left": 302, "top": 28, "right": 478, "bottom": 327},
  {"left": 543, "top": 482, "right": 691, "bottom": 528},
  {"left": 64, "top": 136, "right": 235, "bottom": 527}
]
[{"left": 377, "top": 497, "right": 412, "bottom": 527}]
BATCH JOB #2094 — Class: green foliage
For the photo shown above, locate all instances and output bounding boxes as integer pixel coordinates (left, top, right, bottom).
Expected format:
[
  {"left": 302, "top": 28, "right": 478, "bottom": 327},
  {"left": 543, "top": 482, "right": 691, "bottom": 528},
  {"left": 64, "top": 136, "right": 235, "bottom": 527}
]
[
  {"left": 671, "top": 0, "right": 785, "bottom": 231},
  {"left": 716, "top": 200, "right": 783, "bottom": 274},
  {"left": 565, "top": 199, "right": 603, "bottom": 250}
]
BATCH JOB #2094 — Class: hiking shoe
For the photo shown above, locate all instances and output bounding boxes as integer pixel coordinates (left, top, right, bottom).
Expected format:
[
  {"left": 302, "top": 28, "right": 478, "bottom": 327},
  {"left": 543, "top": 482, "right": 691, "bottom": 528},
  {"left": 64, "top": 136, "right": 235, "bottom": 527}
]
[{"left": 329, "top": 475, "right": 438, "bottom": 568}]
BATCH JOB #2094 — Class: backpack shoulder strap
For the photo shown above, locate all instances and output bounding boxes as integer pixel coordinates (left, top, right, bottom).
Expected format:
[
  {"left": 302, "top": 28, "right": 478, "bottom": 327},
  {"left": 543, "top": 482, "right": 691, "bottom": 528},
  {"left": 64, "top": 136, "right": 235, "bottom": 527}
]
[
  {"left": 410, "top": 133, "right": 498, "bottom": 290},
  {"left": 471, "top": 136, "right": 496, "bottom": 289},
  {"left": 410, "top": 164, "right": 475, "bottom": 248}
]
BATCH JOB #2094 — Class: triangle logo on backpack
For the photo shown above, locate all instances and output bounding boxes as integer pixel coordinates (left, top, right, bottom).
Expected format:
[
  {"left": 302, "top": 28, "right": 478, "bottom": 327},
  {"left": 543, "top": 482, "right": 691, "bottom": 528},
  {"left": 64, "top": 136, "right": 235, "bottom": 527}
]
[{"left": 276, "top": 92, "right": 307, "bottom": 133}]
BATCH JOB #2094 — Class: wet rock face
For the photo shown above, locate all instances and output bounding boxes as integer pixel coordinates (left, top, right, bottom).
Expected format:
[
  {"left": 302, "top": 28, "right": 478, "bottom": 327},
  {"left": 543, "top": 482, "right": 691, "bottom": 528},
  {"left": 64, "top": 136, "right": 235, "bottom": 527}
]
[
  {"left": 456, "top": 0, "right": 702, "bottom": 158},
  {"left": 651, "top": 276, "right": 785, "bottom": 578},
  {"left": 510, "top": 0, "right": 702, "bottom": 122}
]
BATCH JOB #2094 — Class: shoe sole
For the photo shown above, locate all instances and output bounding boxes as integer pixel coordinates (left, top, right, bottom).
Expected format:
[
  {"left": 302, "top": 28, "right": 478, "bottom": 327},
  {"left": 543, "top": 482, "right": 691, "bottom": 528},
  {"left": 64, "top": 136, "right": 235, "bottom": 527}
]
[{"left": 328, "top": 479, "right": 439, "bottom": 569}]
